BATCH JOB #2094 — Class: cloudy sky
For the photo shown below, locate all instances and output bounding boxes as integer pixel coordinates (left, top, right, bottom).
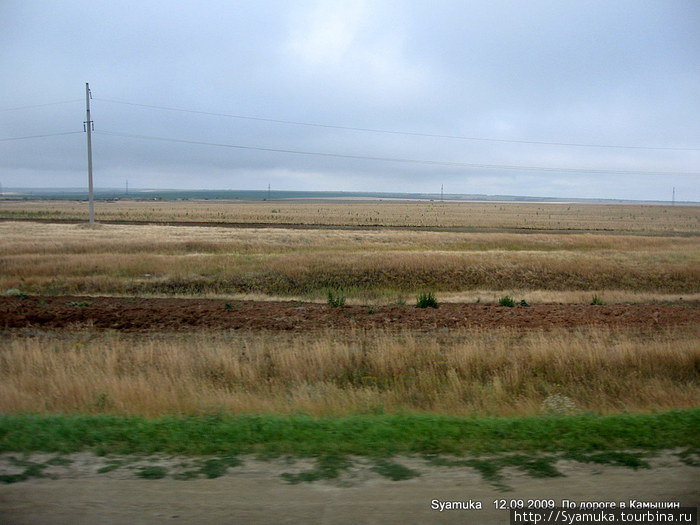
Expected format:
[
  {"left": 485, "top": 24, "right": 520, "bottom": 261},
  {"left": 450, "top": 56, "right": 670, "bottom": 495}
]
[{"left": 1, "top": 0, "right": 698, "bottom": 200}]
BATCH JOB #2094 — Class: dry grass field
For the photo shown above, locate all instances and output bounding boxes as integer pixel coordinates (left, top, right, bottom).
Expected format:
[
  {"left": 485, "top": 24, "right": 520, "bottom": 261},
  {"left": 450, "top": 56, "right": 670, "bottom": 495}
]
[
  {"left": 1, "top": 200, "right": 698, "bottom": 418},
  {"left": 1, "top": 327, "right": 697, "bottom": 417},
  {"left": 1, "top": 199, "right": 699, "bottom": 232},
  {"left": 1, "top": 221, "right": 698, "bottom": 298}
]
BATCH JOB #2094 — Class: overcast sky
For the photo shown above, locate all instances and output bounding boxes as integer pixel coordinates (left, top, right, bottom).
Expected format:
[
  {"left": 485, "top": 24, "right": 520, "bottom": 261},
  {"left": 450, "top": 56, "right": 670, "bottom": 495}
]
[{"left": 1, "top": 1, "right": 698, "bottom": 200}]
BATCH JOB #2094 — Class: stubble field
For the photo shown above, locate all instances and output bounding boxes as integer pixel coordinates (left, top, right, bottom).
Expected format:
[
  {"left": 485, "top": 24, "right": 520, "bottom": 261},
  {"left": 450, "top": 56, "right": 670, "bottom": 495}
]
[{"left": 1, "top": 199, "right": 699, "bottom": 231}]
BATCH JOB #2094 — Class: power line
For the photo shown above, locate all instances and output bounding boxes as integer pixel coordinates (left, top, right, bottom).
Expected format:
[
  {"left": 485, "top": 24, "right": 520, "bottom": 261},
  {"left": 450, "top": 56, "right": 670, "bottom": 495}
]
[
  {"left": 96, "top": 130, "right": 699, "bottom": 176},
  {"left": 94, "top": 97, "right": 700, "bottom": 152},
  {"left": 0, "top": 99, "right": 82, "bottom": 112},
  {"left": 0, "top": 131, "right": 83, "bottom": 142}
]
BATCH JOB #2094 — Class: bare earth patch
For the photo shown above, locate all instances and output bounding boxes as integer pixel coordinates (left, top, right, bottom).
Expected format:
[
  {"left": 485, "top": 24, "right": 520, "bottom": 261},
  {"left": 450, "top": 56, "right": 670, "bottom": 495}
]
[{"left": 2, "top": 295, "right": 698, "bottom": 332}]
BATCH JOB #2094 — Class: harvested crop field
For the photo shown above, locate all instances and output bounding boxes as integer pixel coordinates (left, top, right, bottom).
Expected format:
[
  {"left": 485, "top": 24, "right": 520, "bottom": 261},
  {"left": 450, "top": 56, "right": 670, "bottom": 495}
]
[
  {"left": 2, "top": 295, "right": 698, "bottom": 332},
  {"left": 2, "top": 200, "right": 698, "bottom": 233}
]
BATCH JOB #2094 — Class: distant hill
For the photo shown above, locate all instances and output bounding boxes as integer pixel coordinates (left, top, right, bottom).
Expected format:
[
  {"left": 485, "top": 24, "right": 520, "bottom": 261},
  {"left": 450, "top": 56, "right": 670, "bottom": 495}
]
[{"left": 0, "top": 188, "right": 695, "bottom": 205}]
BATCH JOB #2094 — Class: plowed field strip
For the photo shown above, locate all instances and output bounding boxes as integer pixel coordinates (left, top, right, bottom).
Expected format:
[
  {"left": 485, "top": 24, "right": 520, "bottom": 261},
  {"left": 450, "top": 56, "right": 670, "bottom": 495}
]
[
  {"left": 2, "top": 217, "right": 697, "bottom": 236},
  {"left": 2, "top": 296, "right": 697, "bottom": 332}
]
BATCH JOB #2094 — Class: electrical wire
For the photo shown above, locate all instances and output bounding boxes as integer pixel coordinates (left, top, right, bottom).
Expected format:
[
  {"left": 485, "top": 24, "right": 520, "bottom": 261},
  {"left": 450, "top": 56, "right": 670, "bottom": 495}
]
[
  {"left": 94, "top": 97, "right": 700, "bottom": 152},
  {"left": 96, "top": 130, "right": 698, "bottom": 176},
  {"left": 0, "top": 131, "right": 83, "bottom": 142},
  {"left": 0, "top": 100, "right": 83, "bottom": 112}
]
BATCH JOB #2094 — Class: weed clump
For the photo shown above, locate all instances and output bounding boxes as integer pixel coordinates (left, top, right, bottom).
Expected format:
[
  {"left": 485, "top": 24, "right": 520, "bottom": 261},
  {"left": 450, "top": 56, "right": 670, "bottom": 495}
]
[
  {"left": 416, "top": 291, "right": 438, "bottom": 308},
  {"left": 371, "top": 459, "right": 420, "bottom": 481},
  {"left": 676, "top": 448, "right": 700, "bottom": 467},
  {"left": 326, "top": 290, "right": 346, "bottom": 308},
  {"left": 199, "top": 456, "right": 242, "bottom": 478},
  {"left": 281, "top": 455, "right": 351, "bottom": 484},
  {"left": 136, "top": 466, "right": 167, "bottom": 479},
  {"left": 591, "top": 295, "right": 605, "bottom": 305},
  {"left": 391, "top": 295, "right": 407, "bottom": 306},
  {"left": 1, "top": 457, "right": 49, "bottom": 484},
  {"left": 498, "top": 296, "right": 516, "bottom": 307},
  {"left": 563, "top": 451, "right": 649, "bottom": 470}
]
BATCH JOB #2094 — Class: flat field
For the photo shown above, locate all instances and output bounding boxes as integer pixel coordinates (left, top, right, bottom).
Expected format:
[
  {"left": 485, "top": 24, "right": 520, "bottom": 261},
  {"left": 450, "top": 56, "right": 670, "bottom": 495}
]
[
  {"left": 0, "top": 200, "right": 698, "bottom": 454},
  {"left": 1, "top": 221, "right": 698, "bottom": 299},
  {"left": 1, "top": 199, "right": 699, "bottom": 232}
]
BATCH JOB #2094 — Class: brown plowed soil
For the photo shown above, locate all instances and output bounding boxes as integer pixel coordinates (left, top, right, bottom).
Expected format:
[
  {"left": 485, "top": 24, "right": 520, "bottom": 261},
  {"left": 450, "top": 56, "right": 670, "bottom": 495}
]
[{"left": 1, "top": 295, "right": 698, "bottom": 332}]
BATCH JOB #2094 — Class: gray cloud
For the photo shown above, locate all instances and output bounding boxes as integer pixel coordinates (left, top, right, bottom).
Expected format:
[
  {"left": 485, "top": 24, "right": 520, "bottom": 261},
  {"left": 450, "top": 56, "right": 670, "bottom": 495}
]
[{"left": 1, "top": 0, "right": 698, "bottom": 200}]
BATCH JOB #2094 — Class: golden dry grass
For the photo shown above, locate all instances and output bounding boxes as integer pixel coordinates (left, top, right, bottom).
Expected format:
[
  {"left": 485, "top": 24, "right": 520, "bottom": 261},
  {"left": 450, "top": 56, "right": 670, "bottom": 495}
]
[
  {"left": 1, "top": 199, "right": 698, "bottom": 232},
  {"left": 1, "top": 222, "right": 698, "bottom": 297},
  {"left": 1, "top": 327, "right": 697, "bottom": 417},
  {"left": 1, "top": 203, "right": 697, "bottom": 422}
]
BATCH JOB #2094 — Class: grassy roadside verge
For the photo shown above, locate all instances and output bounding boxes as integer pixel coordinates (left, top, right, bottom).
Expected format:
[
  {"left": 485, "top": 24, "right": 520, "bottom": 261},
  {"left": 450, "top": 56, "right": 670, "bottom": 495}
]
[{"left": 1, "top": 410, "right": 698, "bottom": 457}]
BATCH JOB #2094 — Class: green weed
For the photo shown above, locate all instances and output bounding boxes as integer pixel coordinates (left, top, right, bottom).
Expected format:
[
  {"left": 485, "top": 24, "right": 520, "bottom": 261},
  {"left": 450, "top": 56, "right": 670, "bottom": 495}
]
[
  {"left": 198, "top": 456, "right": 242, "bottom": 478},
  {"left": 281, "top": 455, "right": 352, "bottom": 484},
  {"left": 326, "top": 290, "right": 346, "bottom": 308},
  {"left": 136, "top": 466, "right": 168, "bottom": 479},
  {"left": 416, "top": 291, "right": 438, "bottom": 308},
  {"left": 1, "top": 457, "right": 49, "bottom": 484},
  {"left": 563, "top": 451, "right": 649, "bottom": 469},
  {"left": 675, "top": 448, "right": 700, "bottom": 467},
  {"left": 46, "top": 456, "right": 73, "bottom": 466},
  {"left": 370, "top": 459, "right": 420, "bottom": 481},
  {"left": 498, "top": 296, "right": 516, "bottom": 307},
  {"left": 97, "top": 460, "right": 128, "bottom": 474}
]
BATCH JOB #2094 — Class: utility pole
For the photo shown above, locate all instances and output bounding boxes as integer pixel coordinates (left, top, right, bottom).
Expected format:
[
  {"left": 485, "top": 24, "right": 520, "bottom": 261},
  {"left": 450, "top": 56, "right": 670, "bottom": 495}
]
[
  {"left": 440, "top": 184, "right": 444, "bottom": 202},
  {"left": 126, "top": 179, "right": 129, "bottom": 196},
  {"left": 672, "top": 187, "right": 675, "bottom": 206},
  {"left": 267, "top": 183, "right": 271, "bottom": 200},
  {"left": 84, "top": 83, "right": 95, "bottom": 224}
]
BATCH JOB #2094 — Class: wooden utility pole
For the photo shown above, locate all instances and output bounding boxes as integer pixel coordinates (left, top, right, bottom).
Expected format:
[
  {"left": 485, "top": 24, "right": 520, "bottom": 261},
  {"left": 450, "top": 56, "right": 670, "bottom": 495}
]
[{"left": 85, "top": 83, "right": 95, "bottom": 224}]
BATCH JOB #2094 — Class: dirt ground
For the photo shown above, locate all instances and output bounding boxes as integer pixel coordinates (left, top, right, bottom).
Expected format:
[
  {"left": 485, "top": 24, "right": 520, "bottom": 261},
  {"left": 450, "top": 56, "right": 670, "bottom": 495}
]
[
  {"left": 0, "top": 452, "right": 698, "bottom": 525},
  {"left": 2, "top": 295, "right": 698, "bottom": 332}
]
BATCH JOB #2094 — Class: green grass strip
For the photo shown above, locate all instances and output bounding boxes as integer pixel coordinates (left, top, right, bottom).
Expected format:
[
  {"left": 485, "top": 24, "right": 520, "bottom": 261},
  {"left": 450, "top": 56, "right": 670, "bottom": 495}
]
[{"left": 0, "top": 410, "right": 697, "bottom": 457}]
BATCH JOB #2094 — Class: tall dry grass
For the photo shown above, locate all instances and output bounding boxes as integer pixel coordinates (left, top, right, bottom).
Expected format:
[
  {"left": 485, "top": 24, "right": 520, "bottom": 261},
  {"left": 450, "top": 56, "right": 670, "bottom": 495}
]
[
  {"left": 1, "top": 223, "right": 698, "bottom": 296},
  {"left": 1, "top": 327, "right": 697, "bottom": 417},
  {"left": 3, "top": 221, "right": 695, "bottom": 256}
]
